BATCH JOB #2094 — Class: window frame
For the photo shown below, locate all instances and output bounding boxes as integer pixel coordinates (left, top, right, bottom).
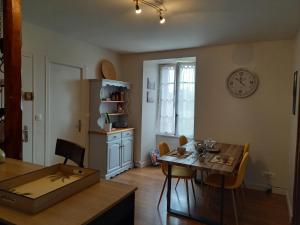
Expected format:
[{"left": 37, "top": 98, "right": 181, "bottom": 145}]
[{"left": 157, "top": 62, "right": 196, "bottom": 138}]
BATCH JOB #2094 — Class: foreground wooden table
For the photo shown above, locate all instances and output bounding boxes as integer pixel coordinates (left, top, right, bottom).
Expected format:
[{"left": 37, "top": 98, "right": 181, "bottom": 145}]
[
  {"left": 158, "top": 141, "right": 243, "bottom": 225},
  {"left": 0, "top": 159, "right": 137, "bottom": 225}
]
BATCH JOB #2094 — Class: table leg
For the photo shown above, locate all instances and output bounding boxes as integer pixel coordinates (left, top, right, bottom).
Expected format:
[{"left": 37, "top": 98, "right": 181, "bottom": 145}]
[
  {"left": 167, "top": 164, "right": 172, "bottom": 212},
  {"left": 220, "top": 175, "right": 225, "bottom": 225}
]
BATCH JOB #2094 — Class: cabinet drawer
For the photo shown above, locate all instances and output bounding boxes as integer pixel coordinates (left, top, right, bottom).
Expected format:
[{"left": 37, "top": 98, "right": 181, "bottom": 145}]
[
  {"left": 122, "top": 130, "right": 133, "bottom": 138},
  {"left": 107, "top": 133, "right": 121, "bottom": 142}
]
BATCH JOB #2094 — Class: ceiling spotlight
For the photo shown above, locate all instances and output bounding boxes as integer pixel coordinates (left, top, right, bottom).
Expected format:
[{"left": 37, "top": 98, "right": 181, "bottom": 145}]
[
  {"left": 135, "top": 1, "right": 142, "bottom": 14},
  {"left": 159, "top": 12, "right": 166, "bottom": 24},
  {"left": 133, "top": 0, "right": 167, "bottom": 22}
]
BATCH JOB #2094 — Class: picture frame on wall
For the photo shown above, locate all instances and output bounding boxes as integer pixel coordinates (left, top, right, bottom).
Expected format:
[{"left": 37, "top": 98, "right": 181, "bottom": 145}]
[
  {"left": 293, "top": 71, "right": 298, "bottom": 115},
  {"left": 147, "top": 77, "right": 156, "bottom": 90}
]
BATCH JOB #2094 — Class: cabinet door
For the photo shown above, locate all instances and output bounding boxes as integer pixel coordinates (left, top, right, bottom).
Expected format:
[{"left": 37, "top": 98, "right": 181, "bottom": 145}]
[
  {"left": 122, "top": 138, "right": 133, "bottom": 167},
  {"left": 108, "top": 140, "right": 122, "bottom": 172}
]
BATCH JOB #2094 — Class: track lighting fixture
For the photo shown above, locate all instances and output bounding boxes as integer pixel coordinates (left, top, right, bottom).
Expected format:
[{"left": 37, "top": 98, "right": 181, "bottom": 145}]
[
  {"left": 133, "top": 0, "right": 167, "bottom": 24},
  {"left": 135, "top": 1, "right": 142, "bottom": 14}
]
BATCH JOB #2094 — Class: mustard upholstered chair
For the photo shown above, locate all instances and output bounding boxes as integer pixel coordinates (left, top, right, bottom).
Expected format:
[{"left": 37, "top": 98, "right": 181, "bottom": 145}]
[
  {"left": 157, "top": 142, "right": 196, "bottom": 214},
  {"left": 204, "top": 152, "right": 249, "bottom": 225},
  {"left": 243, "top": 143, "right": 249, "bottom": 156},
  {"left": 179, "top": 135, "right": 188, "bottom": 146},
  {"left": 176, "top": 135, "right": 189, "bottom": 188}
]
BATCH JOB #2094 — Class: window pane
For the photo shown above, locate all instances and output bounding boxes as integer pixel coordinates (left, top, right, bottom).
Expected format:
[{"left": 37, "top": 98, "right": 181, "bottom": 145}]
[
  {"left": 177, "top": 63, "right": 195, "bottom": 137},
  {"left": 159, "top": 65, "right": 176, "bottom": 135}
]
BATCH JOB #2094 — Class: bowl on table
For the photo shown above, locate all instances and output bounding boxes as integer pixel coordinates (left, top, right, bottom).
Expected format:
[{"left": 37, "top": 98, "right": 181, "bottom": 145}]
[{"left": 177, "top": 146, "right": 186, "bottom": 156}]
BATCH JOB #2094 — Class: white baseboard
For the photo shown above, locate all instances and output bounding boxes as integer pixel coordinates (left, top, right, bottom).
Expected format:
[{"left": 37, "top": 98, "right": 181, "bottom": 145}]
[
  {"left": 134, "top": 160, "right": 152, "bottom": 168},
  {"left": 286, "top": 192, "right": 293, "bottom": 222},
  {"left": 246, "top": 182, "right": 287, "bottom": 195}
]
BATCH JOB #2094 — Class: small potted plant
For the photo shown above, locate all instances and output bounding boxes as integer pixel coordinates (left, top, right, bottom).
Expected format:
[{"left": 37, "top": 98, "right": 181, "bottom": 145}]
[{"left": 103, "top": 113, "right": 112, "bottom": 132}]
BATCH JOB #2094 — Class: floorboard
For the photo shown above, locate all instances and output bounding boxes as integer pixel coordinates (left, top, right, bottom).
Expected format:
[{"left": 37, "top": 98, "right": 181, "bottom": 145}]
[{"left": 112, "top": 167, "right": 290, "bottom": 225}]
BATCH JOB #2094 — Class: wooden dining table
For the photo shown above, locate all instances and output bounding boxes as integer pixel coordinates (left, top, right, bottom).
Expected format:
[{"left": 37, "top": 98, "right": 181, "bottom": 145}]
[
  {"left": 158, "top": 141, "right": 244, "bottom": 225},
  {"left": 0, "top": 158, "right": 137, "bottom": 225}
]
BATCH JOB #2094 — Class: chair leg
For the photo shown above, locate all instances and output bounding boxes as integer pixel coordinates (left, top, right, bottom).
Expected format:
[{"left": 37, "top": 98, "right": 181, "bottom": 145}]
[
  {"left": 175, "top": 178, "right": 180, "bottom": 189},
  {"left": 185, "top": 179, "right": 191, "bottom": 216},
  {"left": 157, "top": 176, "right": 167, "bottom": 207},
  {"left": 241, "top": 182, "right": 246, "bottom": 200},
  {"left": 231, "top": 190, "right": 239, "bottom": 225},
  {"left": 191, "top": 179, "right": 196, "bottom": 203}
]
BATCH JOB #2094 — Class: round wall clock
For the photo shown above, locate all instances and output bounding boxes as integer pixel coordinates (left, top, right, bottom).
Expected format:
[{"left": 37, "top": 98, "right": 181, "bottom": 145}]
[{"left": 226, "top": 68, "right": 259, "bottom": 98}]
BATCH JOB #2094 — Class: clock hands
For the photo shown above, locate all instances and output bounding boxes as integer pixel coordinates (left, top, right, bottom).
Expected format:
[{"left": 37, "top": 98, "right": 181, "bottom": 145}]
[{"left": 235, "top": 77, "right": 245, "bottom": 86}]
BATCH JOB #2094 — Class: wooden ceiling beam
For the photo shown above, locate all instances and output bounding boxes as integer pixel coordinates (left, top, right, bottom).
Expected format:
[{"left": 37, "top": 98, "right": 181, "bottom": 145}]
[{"left": 3, "top": 0, "right": 22, "bottom": 159}]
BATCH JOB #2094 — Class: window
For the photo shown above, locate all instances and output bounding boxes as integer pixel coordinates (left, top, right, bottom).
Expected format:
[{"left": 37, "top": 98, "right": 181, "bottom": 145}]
[{"left": 158, "top": 63, "right": 195, "bottom": 137}]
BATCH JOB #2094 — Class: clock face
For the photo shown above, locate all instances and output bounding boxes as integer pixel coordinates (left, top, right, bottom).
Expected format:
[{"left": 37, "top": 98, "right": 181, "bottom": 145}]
[{"left": 226, "top": 69, "right": 259, "bottom": 98}]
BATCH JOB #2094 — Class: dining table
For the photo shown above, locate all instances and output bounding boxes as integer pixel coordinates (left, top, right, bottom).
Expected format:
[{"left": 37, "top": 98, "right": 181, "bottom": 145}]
[{"left": 157, "top": 141, "right": 244, "bottom": 225}]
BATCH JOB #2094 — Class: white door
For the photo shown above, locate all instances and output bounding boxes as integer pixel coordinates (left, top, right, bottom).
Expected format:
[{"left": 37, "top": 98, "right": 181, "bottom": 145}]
[
  {"left": 47, "top": 62, "right": 83, "bottom": 166},
  {"left": 21, "top": 54, "right": 34, "bottom": 163}
]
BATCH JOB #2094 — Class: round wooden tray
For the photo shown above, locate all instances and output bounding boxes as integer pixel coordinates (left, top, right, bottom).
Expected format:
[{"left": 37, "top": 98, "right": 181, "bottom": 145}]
[{"left": 101, "top": 59, "right": 116, "bottom": 80}]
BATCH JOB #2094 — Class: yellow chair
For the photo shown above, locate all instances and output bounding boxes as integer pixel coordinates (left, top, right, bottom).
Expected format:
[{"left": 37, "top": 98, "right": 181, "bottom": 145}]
[
  {"left": 243, "top": 143, "right": 249, "bottom": 156},
  {"left": 157, "top": 142, "right": 196, "bottom": 214},
  {"left": 204, "top": 152, "right": 249, "bottom": 225},
  {"left": 179, "top": 135, "right": 188, "bottom": 146},
  {"left": 176, "top": 135, "right": 189, "bottom": 188}
]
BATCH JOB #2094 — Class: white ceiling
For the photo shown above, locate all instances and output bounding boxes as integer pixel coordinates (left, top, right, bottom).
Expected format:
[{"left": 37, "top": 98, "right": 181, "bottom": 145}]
[{"left": 23, "top": 0, "right": 300, "bottom": 53}]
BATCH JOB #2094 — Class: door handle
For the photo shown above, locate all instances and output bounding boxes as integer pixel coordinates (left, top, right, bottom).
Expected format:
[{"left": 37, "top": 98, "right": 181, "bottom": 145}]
[{"left": 23, "top": 125, "right": 28, "bottom": 143}]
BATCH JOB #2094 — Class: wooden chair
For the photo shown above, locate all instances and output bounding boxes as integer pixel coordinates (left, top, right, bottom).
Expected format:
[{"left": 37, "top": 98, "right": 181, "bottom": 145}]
[
  {"left": 157, "top": 142, "right": 196, "bottom": 214},
  {"left": 204, "top": 152, "right": 249, "bottom": 225},
  {"left": 179, "top": 135, "right": 188, "bottom": 146},
  {"left": 55, "top": 138, "right": 85, "bottom": 167}
]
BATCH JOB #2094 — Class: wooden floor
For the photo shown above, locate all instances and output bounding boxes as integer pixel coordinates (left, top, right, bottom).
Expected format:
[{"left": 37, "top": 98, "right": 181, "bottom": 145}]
[{"left": 112, "top": 167, "right": 290, "bottom": 225}]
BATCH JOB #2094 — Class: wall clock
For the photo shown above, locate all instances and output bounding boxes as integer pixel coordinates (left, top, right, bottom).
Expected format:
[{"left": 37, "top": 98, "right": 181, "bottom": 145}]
[{"left": 226, "top": 68, "right": 259, "bottom": 98}]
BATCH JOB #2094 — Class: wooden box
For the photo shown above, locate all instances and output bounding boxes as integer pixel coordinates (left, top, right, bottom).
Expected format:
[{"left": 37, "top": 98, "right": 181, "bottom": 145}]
[{"left": 0, "top": 164, "right": 100, "bottom": 214}]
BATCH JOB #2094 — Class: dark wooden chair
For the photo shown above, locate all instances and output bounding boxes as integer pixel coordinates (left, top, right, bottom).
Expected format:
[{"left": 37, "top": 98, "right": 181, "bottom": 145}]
[{"left": 55, "top": 138, "right": 85, "bottom": 167}]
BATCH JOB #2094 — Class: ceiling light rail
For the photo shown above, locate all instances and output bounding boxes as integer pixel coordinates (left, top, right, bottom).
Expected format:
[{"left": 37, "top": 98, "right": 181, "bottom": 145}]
[{"left": 134, "top": 0, "right": 167, "bottom": 24}]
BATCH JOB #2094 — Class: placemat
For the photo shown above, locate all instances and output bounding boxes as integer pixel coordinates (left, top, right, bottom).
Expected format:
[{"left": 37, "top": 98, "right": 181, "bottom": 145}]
[
  {"left": 210, "top": 155, "right": 234, "bottom": 166},
  {"left": 167, "top": 150, "right": 192, "bottom": 159}
]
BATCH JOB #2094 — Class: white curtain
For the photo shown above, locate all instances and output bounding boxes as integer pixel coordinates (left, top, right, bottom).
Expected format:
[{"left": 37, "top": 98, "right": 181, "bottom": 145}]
[
  {"left": 158, "top": 65, "right": 176, "bottom": 135},
  {"left": 158, "top": 63, "right": 195, "bottom": 137},
  {"left": 176, "top": 63, "right": 195, "bottom": 137}
]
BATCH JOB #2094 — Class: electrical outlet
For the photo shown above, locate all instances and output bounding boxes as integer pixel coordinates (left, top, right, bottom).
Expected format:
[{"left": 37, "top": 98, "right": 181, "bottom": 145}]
[{"left": 262, "top": 171, "right": 276, "bottom": 178}]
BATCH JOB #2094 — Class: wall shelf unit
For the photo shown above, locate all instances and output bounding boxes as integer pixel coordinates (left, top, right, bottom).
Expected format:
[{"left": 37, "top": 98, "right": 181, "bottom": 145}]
[{"left": 89, "top": 79, "right": 134, "bottom": 179}]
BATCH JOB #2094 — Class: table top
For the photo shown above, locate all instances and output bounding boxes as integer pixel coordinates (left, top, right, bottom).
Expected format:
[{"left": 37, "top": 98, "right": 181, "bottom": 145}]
[
  {"left": 158, "top": 141, "right": 244, "bottom": 175},
  {"left": 0, "top": 158, "right": 137, "bottom": 225}
]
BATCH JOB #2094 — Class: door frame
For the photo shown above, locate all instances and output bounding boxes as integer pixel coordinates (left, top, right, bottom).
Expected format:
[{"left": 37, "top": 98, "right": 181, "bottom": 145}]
[
  {"left": 293, "top": 76, "right": 300, "bottom": 224},
  {"left": 21, "top": 51, "right": 35, "bottom": 163},
  {"left": 45, "top": 56, "right": 87, "bottom": 166}
]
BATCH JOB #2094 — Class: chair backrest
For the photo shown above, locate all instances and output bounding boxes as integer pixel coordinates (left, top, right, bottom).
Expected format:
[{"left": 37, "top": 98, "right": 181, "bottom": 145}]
[
  {"left": 55, "top": 138, "right": 85, "bottom": 167},
  {"left": 158, "top": 142, "right": 170, "bottom": 174},
  {"left": 233, "top": 152, "right": 249, "bottom": 188},
  {"left": 179, "top": 135, "right": 188, "bottom": 146},
  {"left": 243, "top": 143, "right": 249, "bottom": 156}
]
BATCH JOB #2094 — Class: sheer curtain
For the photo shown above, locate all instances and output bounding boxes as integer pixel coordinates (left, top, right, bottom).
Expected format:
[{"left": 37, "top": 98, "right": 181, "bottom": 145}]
[
  {"left": 158, "top": 65, "right": 176, "bottom": 135},
  {"left": 158, "top": 63, "right": 195, "bottom": 137},
  {"left": 176, "top": 63, "right": 195, "bottom": 137}
]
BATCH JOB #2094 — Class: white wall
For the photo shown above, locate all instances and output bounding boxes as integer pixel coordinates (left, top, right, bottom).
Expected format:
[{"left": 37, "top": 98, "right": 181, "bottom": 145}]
[
  {"left": 22, "top": 22, "right": 120, "bottom": 166},
  {"left": 287, "top": 28, "right": 300, "bottom": 218},
  {"left": 120, "top": 40, "right": 293, "bottom": 193},
  {"left": 139, "top": 61, "right": 159, "bottom": 167}
]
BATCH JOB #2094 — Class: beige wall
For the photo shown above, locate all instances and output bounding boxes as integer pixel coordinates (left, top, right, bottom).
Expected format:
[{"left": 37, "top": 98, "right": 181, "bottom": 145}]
[
  {"left": 22, "top": 22, "right": 120, "bottom": 166},
  {"left": 120, "top": 40, "right": 293, "bottom": 193},
  {"left": 288, "top": 29, "right": 300, "bottom": 218},
  {"left": 139, "top": 61, "right": 159, "bottom": 167}
]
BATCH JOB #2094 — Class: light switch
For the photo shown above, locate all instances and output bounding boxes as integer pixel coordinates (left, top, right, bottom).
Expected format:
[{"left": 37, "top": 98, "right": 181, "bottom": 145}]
[{"left": 35, "top": 114, "right": 42, "bottom": 121}]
